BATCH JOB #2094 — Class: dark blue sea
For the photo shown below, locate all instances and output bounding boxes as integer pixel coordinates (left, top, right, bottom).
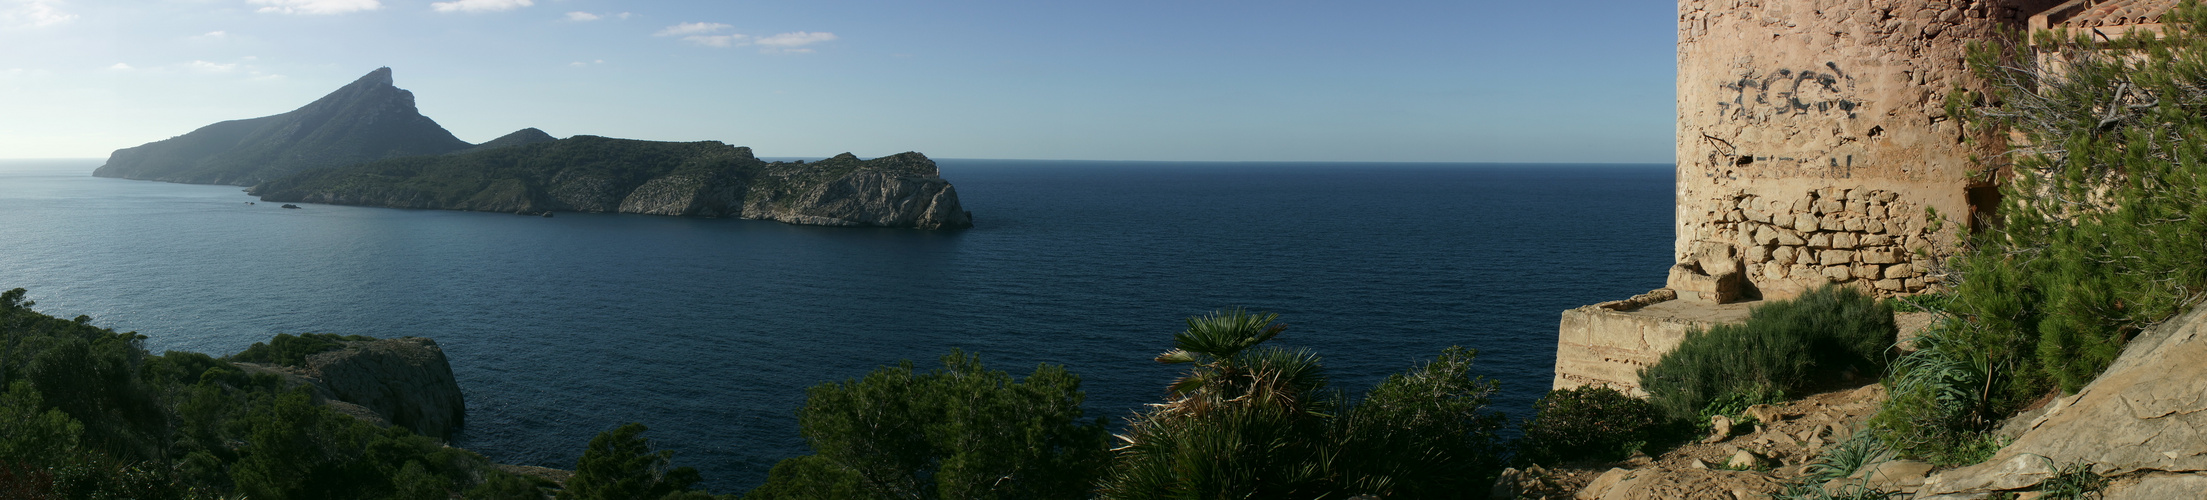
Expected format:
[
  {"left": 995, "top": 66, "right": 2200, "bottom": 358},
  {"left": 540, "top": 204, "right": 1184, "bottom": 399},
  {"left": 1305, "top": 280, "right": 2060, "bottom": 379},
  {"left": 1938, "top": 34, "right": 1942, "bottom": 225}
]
[{"left": 0, "top": 158, "right": 1672, "bottom": 491}]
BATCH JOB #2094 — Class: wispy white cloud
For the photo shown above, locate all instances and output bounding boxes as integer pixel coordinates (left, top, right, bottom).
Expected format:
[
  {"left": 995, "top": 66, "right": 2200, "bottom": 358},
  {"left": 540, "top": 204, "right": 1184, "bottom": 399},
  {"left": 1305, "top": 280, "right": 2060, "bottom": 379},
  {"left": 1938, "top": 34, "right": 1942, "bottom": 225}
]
[
  {"left": 655, "top": 22, "right": 728, "bottom": 37},
  {"left": 568, "top": 59, "right": 606, "bottom": 67},
  {"left": 248, "top": 0, "right": 380, "bottom": 15},
  {"left": 193, "top": 30, "right": 227, "bottom": 40},
  {"left": 655, "top": 24, "right": 836, "bottom": 53},
  {"left": 754, "top": 31, "right": 836, "bottom": 48},
  {"left": 109, "top": 63, "right": 133, "bottom": 71},
  {"left": 2, "top": 0, "right": 77, "bottom": 28},
  {"left": 564, "top": 11, "right": 596, "bottom": 21},
  {"left": 430, "top": 0, "right": 530, "bottom": 13},
  {"left": 683, "top": 34, "right": 745, "bottom": 47},
  {"left": 187, "top": 60, "right": 239, "bottom": 73}
]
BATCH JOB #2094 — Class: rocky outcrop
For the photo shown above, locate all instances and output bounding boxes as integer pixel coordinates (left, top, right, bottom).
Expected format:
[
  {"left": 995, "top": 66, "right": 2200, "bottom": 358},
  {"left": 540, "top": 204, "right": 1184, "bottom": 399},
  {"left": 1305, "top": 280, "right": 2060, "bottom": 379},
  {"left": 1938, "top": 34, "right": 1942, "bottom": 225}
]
[
  {"left": 740, "top": 152, "right": 972, "bottom": 229},
  {"left": 94, "top": 67, "right": 473, "bottom": 186},
  {"left": 247, "top": 136, "right": 973, "bottom": 229},
  {"left": 234, "top": 337, "right": 467, "bottom": 440},
  {"left": 1916, "top": 301, "right": 2207, "bottom": 498}
]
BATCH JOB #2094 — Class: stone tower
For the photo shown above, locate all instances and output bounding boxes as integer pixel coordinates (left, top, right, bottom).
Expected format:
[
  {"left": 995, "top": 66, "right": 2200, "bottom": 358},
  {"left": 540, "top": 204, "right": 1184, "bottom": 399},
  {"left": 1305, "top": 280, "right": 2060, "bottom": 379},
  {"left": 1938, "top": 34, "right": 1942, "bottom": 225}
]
[
  {"left": 1671, "top": 0, "right": 2067, "bottom": 301},
  {"left": 1547, "top": 0, "right": 2189, "bottom": 394}
]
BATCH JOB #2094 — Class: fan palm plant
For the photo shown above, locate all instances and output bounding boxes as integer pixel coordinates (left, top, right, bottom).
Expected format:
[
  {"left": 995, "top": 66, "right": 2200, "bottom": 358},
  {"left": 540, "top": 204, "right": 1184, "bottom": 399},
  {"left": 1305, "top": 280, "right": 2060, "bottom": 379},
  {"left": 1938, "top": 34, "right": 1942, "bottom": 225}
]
[{"left": 1149, "top": 309, "right": 1330, "bottom": 421}]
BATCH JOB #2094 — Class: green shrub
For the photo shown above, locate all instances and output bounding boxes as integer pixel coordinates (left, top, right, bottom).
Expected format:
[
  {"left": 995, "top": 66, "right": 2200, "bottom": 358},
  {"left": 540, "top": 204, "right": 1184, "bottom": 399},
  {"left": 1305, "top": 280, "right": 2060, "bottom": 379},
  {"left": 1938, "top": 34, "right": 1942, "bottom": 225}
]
[
  {"left": 229, "top": 333, "right": 375, "bottom": 366},
  {"left": 1866, "top": 317, "right": 2018, "bottom": 465},
  {"left": 560, "top": 423, "right": 723, "bottom": 500},
  {"left": 1944, "top": 1, "right": 2207, "bottom": 401},
  {"left": 0, "top": 288, "right": 509, "bottom": 498},
  {"left": 466, "top": 471, "right": 551, "bottom": 500},
  {"left": 1515, "top": 385, "right": 1665, "bottom": 464},
  {"left": 749, "top": 351, "right": 1110, "bottom": 500},
  {"left": 1639, "top": 286, "right": 1897, "bottom": 421},
  {"left": 1101, "top": 310, "right": 1507, "bottom": 499},
  {"left": 2036, "top": 459, "right": 2108, "bottom": 499}
]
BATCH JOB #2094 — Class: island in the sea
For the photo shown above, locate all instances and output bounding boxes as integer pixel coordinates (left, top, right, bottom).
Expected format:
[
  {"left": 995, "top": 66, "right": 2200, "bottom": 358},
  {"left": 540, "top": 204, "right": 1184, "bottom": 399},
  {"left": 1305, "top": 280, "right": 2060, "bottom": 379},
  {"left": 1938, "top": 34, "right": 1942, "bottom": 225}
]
[{"left": 93, "top": 67, "right": 971, "bottom": 230}]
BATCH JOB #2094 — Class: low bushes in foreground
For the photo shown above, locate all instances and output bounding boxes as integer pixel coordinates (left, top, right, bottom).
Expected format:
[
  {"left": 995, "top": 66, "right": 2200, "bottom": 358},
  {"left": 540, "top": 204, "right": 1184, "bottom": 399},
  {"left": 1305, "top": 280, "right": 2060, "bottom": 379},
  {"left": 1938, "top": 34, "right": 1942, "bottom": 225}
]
[
  {"left": 1638, "top": 285, "right": 1898, "bottom": 422},
  {"left": 1101, "top": 310, "right": 1508, "bottom": 499},
  {"left": 749, "top": 309, "right": 1511, "bottom": 500},
  {"left": 1515, "top": 385, "right": 1668, "bottom": 465},
  {"left": 745, "top": 350, "right": 1112, "bottom": 500}
]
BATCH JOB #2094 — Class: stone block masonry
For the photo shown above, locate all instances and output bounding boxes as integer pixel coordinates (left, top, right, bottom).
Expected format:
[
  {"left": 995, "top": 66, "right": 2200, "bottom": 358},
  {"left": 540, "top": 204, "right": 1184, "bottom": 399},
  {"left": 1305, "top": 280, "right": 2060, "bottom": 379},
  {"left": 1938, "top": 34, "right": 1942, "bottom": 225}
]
[
  {"left": 1674, "top": 0, "right": 2071, "bottom": 300},
  {"left": 1704, "top": 186, "right": 1942, "bottom": 296}
]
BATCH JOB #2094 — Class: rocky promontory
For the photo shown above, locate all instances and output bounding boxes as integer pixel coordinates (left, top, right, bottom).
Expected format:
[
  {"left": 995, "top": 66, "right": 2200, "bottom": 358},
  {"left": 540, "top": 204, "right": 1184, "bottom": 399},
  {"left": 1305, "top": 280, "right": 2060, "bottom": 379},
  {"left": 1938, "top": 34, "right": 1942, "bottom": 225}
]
[
  {"left": 233, "top": 335, "right": 467, "bottom": 440},
  {"left": 246, "top": 135, "right": 973, "bottom": 229}
]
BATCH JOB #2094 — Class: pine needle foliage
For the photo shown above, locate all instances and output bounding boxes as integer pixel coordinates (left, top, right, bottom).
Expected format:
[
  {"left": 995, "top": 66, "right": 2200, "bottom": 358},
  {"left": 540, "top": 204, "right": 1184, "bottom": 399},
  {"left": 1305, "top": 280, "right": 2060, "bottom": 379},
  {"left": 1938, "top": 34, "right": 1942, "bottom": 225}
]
[{"left": 1948, "top": 0, "right": 2207, "bottom": 398}]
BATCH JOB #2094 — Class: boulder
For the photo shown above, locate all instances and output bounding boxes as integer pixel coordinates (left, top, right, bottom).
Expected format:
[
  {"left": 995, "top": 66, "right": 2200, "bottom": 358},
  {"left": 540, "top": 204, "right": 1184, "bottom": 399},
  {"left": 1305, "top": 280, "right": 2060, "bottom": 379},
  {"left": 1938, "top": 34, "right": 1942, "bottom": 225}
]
[
  {"left": 1919, "top": 303, "right": 2207, "bottom": 496},
  {"left": 1573, "top": 468, "right": 1785, "bottom": 500},
  {"left": 1670, "top": 243, "right": 1746, "bottom": 304},
  {"left": 1726, "top": 449, "right": 1765, "bottom": 470},
  {"left": 1703, "top": 414, "right": 1735, "bottom": 444},
  {"left": 1858, "top": 459, "right": 1933, "bottom": 492}
]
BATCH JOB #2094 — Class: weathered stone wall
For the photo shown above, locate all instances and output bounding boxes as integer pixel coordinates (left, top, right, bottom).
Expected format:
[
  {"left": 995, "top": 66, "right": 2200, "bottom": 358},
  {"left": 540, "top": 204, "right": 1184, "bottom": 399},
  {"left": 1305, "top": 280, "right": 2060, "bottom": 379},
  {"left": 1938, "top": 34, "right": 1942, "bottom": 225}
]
[
  {"left": 1676, "top": 0, "right": 2065, "bottom": 299},
  {"left": 1552, "top": 290, "right": 1754, "bottom": 393}
]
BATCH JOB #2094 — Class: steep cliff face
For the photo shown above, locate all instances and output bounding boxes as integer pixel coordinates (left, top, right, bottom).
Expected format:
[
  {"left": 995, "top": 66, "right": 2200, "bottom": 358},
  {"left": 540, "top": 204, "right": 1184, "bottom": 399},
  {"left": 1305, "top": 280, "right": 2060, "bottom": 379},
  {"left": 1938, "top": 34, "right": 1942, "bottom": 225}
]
[
  {"left": 248, "top": 136, "right": 973, "bottom": 229},
  {"left": 234, "top": 337, "right": 467, "bottom": 440},
  {"left": 94, "top": 68, "right": 473, "bottom": 186},
  {"left": 740, "top": 152, "right": 971, "bottom": 229}
]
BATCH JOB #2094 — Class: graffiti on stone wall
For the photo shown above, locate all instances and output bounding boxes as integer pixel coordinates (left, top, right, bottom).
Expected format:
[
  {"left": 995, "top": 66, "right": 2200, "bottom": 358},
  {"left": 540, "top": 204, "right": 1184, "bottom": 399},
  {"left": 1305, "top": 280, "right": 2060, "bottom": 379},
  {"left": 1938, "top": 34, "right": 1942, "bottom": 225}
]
[
  {"left": 1719, "top": 62, "right": 1860, "bottom": 121},
  {"left": 1701, "top": 63, "right": 1876, "bottom": 181}
]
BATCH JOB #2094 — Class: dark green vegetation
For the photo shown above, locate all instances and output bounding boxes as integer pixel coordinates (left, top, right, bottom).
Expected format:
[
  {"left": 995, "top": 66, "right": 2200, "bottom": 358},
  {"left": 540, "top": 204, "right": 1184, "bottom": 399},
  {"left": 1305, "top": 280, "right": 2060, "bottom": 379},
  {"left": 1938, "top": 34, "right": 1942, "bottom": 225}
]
[
  {"left": 1860, "top": 1, "right": 2207, "bottom": 464},
  {"left": 1637, "top": 286, "right": 1897, "bottom": 422},
  {"left": 247, "top": 135, "right": 767, "bottom": 214},
  {"left": 230, "top": 333, "right": 375, "bottom": 366},
  {"left": 453, "top": 128, "right": 558, "bottom": 156},
  {"left": 1514, "top": 385, "right": 1667, "bottom": 465},
  {"left": 0, "top": 287, "right": 560, "bottom": 499},
  {"left": 93, "top": 68, "right": 474, "bottom": 186},
  {"left": 246, "top": 135, "right": 971, "bottom": 229},
  {"left": 745, "top": 351, "right": 1110, "bottom": 500},
  {"left": 750, "top": 309, "right": 1511, "bottom": 499},
  {"left": 1773, "top": 434, "right": 1897, "bottom": 500},
  {"left": 1101, "top": 310, "right": 1509, "bottom": 499},
  {"left": 559, "top": 423, "right": 727, "bottom": 500},
  {"left": 0, "top": 288, "right": 613, "bottom": 500},
  {"left": 13, "top": 287, "right": 1523, "bottom": 498}
]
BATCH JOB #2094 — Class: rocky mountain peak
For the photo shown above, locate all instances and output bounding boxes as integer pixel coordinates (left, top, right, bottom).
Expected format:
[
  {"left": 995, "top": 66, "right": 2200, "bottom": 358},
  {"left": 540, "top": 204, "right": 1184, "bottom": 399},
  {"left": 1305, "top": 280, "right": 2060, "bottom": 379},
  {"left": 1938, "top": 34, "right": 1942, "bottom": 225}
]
[{"left": 94, "top": 67, "right": 473, "bottom": 186}]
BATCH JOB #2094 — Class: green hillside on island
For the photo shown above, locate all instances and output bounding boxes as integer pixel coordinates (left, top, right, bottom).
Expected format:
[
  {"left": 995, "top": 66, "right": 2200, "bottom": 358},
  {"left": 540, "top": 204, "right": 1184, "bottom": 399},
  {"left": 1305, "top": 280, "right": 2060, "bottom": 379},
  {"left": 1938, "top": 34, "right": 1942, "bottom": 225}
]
[
  {"left": 245, "top": 135, "right": 973, "bottom": 230},
  {"left": 92, "top": 67, "right": 972, "bottom": 230}
]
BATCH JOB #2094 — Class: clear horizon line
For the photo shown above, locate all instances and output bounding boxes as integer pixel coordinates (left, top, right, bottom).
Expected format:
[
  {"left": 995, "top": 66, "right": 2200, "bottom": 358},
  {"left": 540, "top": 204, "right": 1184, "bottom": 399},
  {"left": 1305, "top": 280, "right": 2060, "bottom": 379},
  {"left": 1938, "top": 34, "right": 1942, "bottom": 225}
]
[{"left": 3, "top": 156, "right": 1679, "bottom": 166}]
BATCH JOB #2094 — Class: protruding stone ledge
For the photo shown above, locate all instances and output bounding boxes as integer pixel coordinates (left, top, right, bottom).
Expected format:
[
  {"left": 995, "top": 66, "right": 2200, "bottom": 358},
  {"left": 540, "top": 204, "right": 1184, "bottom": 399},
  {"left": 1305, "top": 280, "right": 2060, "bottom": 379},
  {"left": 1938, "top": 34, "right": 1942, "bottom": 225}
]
[{"left": 1552, "top": 289, "right": 1755, "bottom": 396}]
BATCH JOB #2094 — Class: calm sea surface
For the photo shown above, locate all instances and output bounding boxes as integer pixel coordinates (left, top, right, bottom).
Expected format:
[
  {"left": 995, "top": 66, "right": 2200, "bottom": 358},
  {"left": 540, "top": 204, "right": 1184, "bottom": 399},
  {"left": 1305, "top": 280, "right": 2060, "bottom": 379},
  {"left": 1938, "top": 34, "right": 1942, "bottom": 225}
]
[{"left": 0, "top": 158, "right": 1672, "bottom": 491}]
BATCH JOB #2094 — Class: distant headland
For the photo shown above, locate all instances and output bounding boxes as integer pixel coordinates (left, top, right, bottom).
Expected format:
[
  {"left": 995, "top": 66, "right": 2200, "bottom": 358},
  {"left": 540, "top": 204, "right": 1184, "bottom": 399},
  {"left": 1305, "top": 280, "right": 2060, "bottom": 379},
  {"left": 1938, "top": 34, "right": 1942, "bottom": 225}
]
[{"left": 92, "top": 67, "right": 971, "bottom": 230}]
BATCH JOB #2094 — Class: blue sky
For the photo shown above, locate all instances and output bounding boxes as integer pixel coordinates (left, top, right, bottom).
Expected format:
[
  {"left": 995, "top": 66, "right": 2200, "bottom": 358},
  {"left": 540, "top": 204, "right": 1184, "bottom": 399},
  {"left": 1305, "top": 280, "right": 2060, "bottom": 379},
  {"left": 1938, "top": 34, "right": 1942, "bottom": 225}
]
[{"left": 0, "top": 0, "right": 1676, "bottom": 162}]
